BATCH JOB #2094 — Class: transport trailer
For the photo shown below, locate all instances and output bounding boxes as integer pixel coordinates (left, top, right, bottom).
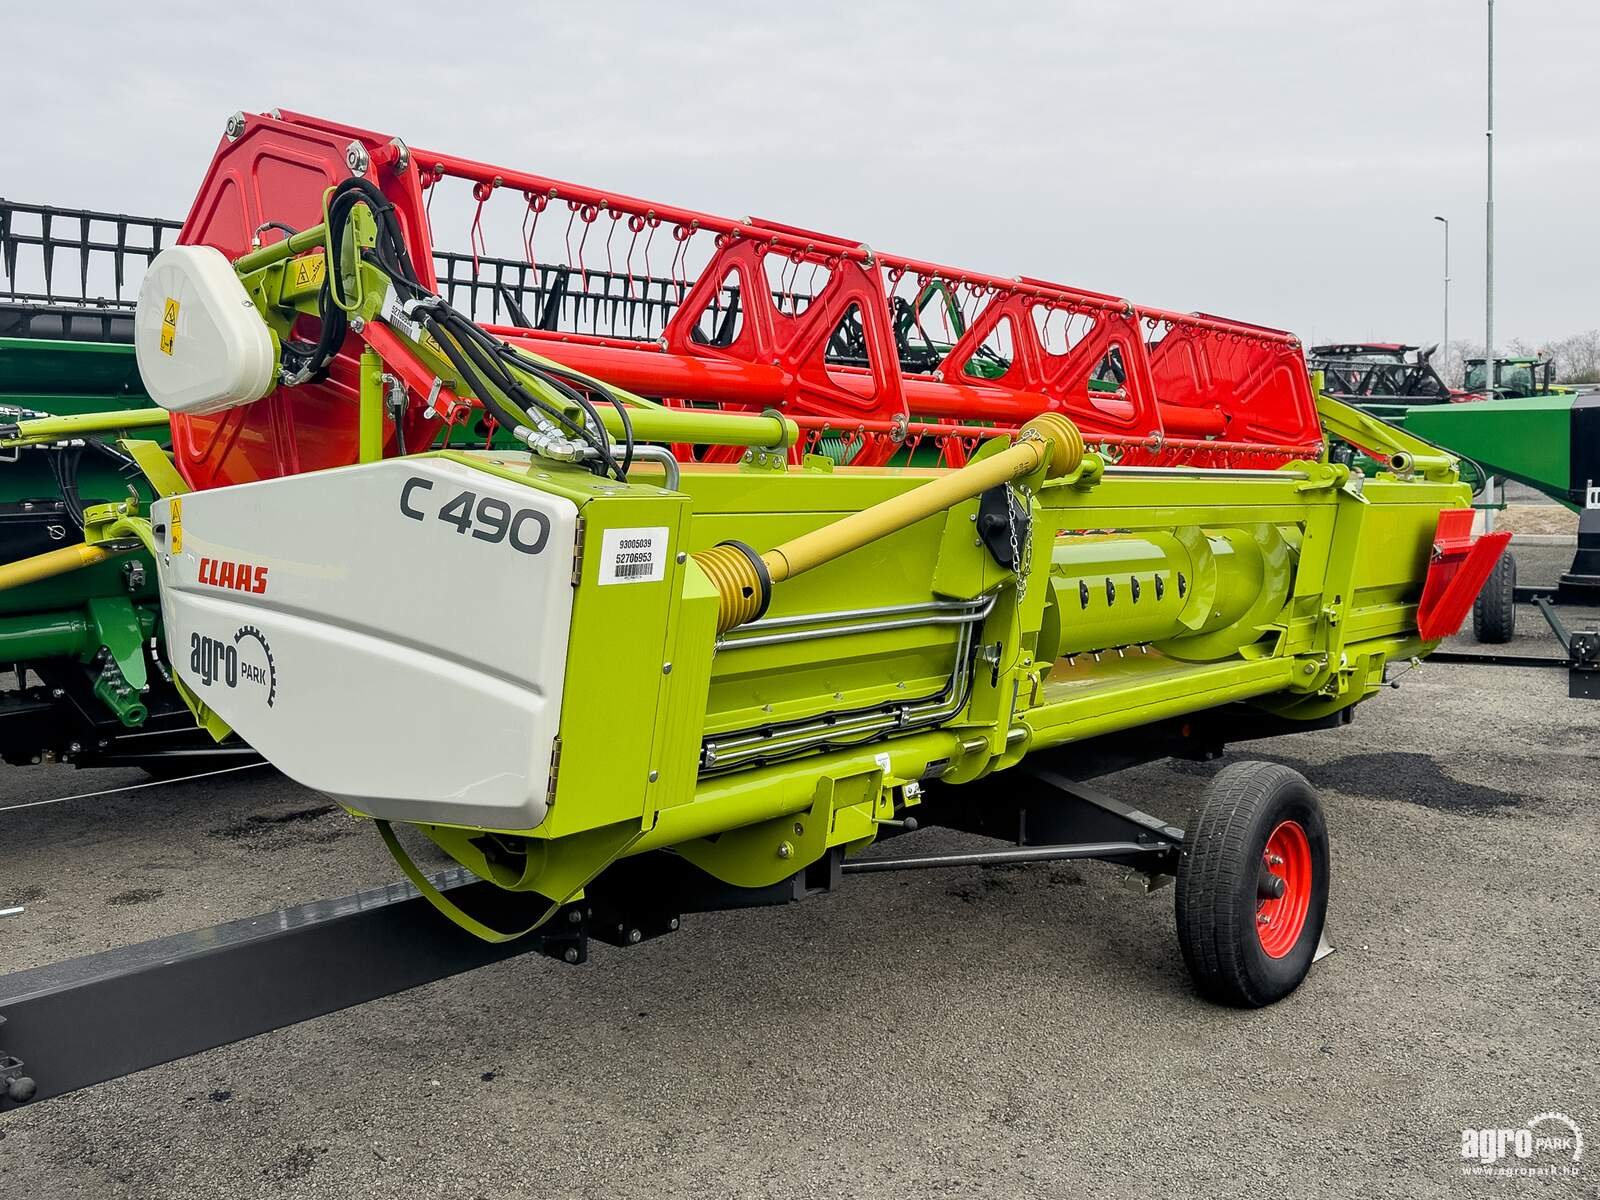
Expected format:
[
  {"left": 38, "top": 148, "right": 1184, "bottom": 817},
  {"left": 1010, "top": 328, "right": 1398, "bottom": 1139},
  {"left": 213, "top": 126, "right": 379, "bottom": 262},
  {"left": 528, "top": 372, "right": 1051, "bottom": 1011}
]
[{"left": 0, "top": 110, "right": 1508, "bottom": 1106}]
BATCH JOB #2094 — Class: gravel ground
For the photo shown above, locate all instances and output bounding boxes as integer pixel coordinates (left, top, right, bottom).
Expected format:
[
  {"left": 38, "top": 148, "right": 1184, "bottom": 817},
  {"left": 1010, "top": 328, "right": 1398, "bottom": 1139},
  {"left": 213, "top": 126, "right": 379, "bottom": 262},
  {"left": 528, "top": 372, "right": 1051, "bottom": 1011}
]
[{"left": 0, "top": 544, "right": 1595, "bottom": 1199}]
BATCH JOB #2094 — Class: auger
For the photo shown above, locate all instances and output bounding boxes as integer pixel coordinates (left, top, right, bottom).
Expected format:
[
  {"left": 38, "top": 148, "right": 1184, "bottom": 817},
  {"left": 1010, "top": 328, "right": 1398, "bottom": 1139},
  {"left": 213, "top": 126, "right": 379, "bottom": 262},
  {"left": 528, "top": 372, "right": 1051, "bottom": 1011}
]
[{"left": 0, "top": 111, "right": 1509, "bottom": 1015}]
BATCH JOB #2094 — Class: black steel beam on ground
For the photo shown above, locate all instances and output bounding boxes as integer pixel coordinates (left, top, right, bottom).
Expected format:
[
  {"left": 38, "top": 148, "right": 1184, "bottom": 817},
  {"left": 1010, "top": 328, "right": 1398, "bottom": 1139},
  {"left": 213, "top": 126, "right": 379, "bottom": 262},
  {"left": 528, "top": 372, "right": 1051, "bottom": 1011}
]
[
  {"left": 0, "top": 869, "right": 578, "bottom": 1110},
  {"left": 1427, "top": 650, "right": 1570, "bottom": 669}
]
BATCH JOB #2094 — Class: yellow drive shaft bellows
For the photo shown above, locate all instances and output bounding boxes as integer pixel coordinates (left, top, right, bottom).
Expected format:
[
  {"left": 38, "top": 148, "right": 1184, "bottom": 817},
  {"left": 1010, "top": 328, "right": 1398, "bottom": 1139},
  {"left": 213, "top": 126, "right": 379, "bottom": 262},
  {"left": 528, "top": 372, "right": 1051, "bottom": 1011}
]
[{"left": 695, "top": 414, "right": 1083, "bottom": 633}]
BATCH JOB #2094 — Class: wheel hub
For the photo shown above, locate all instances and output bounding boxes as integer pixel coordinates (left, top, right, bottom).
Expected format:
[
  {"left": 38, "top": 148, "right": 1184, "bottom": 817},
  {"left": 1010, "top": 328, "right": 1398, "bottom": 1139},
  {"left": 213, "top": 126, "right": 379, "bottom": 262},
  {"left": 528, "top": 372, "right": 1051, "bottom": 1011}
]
[{"left": 1255, "top": 819, "right": 1312, "bottom": 959}]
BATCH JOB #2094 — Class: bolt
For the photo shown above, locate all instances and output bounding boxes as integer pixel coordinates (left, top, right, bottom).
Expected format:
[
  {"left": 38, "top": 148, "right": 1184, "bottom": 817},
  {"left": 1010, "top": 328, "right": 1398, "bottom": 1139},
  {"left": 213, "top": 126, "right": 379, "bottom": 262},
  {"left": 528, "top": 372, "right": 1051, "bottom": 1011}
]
[
  {"left": 1266, "top": 853, "right": 1284, "bottom": 866},
  {"left": 68, "top": 742, "right": 82, "bottom": 753},
  {"left": 793, "top": 822, "right": 804, "bottom": 836},
  {"left": 567, "top": 908, "right": 583, "bottom": 925},
  {"left": 1257, "top": 913, "right": 1271, "bottom": 926},
  {"left": 224, "top": 111, "right": 245, "bottom": 141},
  {"left": 668, "top": 918, "right": 680, "bottom": 931},
  {"left": 648, "top": 769, "right": 659, "bottom": 783},
  {"left": 350, "top": 316, "right": 365, "bottom": 333},
  {"left": 662, "top": 662, "right": 672, "bottom": 675},
  {"left": 676, "top": 551, "right": 687, "bottom": 564},
  {"left": 627, "top": 928, "right": 642, "bottom": 945},
  {"left": 51, "top": 688, "right": 64, "bottom": 699},
  {"left": 562, "top": 946, "right": 580, "bottom": 964},
  {"left": 777, "top": 842, "right": 793, "bottom": 860},
  {"left": 1302, "top": 662, "right": 1318, "bottom": 675}
]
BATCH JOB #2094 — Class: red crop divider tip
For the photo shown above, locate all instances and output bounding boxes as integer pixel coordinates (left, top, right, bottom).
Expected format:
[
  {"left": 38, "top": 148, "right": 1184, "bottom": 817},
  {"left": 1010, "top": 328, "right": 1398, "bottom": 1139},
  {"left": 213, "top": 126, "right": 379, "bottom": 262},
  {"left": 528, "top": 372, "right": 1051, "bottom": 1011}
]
[{"left": 1415, "top": 509, "right": 1513, "bottom": 641}]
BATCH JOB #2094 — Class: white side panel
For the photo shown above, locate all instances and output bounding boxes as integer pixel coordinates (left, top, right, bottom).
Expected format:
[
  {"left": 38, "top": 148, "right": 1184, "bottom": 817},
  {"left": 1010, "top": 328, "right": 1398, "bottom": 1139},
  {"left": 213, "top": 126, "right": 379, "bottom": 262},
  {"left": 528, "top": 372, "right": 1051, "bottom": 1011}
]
[
  {"left": 154, "top": 457, "right": 578, "bottom": 831},
  {"left": 135, "top": 246, "right": 275, "bottom": 415}
]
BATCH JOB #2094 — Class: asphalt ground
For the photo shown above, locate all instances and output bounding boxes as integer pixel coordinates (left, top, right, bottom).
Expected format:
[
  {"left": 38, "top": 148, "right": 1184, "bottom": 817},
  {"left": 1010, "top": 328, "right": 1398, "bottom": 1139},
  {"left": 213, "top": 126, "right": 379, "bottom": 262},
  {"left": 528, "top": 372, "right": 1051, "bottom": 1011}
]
[{"left": 0, "top": 542, "right": 1595, "bottom": 1199}]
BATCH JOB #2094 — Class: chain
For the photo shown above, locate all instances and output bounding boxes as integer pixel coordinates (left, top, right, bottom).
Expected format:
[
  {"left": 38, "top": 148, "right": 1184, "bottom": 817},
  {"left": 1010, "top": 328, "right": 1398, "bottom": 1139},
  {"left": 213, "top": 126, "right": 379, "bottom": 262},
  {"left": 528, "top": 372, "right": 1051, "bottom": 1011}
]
[{"left": 1005, "top": 481, "right": 1033, "bottom": 603}]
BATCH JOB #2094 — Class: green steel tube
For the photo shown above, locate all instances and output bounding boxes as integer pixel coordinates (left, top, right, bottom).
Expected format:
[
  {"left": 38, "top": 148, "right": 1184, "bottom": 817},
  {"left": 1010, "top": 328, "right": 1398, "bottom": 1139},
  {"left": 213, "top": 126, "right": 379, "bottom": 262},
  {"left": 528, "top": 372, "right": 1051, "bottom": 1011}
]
[
  {"left": 1043, "top": 529, "right": 1269, "bottom": 659},
  {"left": 358, "top": 346, "right": 384, "bottom": 463},
  {"left": 232, "top": 224, "right": 330, "bottom": 275},
  {"left": 0, "top": 612, "right": 94, "bottom": 660},
  {"left": 3, "top": 408, "right": 170, "bottom": 446},
  {"left": 599, "top": 405, "right": 796, "bottom": 450}
]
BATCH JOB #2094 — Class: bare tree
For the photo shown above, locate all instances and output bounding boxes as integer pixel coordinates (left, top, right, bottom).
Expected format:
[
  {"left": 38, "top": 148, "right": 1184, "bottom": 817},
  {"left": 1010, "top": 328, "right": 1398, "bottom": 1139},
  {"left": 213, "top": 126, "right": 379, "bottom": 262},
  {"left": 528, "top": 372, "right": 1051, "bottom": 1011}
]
[{"left": 1544, "top": 330, "right": 1600, "bottom": 384}]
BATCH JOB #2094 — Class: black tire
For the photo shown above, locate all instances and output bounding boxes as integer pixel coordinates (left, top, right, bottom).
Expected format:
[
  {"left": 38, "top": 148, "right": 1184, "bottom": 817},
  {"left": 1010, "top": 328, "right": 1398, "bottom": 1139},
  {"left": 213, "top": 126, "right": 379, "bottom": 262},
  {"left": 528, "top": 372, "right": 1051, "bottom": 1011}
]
[
  {"left": 1175, "top": 761, "right": 1330, "bottom": 1008},
  {"left": 1472, "top": 548, "right": 1517, "bottom": 643}
]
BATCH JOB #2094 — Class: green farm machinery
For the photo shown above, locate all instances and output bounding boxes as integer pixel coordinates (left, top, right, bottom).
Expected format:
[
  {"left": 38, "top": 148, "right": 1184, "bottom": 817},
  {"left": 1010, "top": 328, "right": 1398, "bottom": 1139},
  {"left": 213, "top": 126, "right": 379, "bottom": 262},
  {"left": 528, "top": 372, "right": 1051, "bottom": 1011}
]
[
  {"left": 0, "top": 110, "right": 1515, "bottom": 1107},
  {"left": 0, "top": 201, "right": 231, "bottom": 768},
  {"left": 1461, "top": 355, "right": 1574, "bottom": 401},
  {"left": 1398, "top": 390, "right": 1600, "bottom": 692},
  {"left": 1307, "top": 335, "right": 1597, "bottom": 677}
]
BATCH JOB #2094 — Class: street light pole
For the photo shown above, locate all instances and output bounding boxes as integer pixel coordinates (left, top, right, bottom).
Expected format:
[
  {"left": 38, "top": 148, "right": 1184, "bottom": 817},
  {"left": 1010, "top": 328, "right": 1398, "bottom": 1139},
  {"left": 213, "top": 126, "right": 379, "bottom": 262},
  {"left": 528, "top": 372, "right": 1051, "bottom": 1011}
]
[
  {"left": 1485, "top": 0, "right": 1496, "bottom": 394},
  {"left": 1434, "top": 215, "right": 1450, "bottom": 372}
]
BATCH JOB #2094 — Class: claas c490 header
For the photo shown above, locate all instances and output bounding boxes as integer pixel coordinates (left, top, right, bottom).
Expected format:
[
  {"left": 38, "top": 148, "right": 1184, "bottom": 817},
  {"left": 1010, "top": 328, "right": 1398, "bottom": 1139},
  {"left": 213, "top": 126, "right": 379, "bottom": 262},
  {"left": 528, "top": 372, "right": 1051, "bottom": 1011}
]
[{"left": 0, "top": 110, "right": 1509, "bottom": 1010}]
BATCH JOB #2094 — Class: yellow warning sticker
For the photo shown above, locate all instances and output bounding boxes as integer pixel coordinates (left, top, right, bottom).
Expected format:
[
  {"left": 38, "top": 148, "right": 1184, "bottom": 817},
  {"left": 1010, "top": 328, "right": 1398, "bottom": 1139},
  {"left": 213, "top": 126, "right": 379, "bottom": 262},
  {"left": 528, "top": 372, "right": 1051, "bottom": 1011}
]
[
  {"left": 159, "top": 297, "right": 180, "bottom": 356},
  {"left": 290, "top": 253, "right": 326, "bottom": 290},
  {"left": 170, "top": 497, "right": 183, "bottom": 554}
]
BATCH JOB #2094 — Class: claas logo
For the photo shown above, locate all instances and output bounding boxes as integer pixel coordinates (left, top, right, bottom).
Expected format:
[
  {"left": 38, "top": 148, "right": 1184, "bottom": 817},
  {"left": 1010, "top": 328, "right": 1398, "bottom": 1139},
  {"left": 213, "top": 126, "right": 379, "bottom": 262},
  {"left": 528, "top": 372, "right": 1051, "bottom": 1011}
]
[{"left": 198, "top": 556, "right": 269, "bottom": 594}]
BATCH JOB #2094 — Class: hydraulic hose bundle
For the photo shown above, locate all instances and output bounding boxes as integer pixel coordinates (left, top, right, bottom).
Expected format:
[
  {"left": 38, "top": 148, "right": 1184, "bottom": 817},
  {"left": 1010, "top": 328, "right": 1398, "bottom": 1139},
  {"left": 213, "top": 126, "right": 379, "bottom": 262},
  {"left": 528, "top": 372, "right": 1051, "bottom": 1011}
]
[{"left": 292, "top": 178, "right": 635, "bottom": 481}]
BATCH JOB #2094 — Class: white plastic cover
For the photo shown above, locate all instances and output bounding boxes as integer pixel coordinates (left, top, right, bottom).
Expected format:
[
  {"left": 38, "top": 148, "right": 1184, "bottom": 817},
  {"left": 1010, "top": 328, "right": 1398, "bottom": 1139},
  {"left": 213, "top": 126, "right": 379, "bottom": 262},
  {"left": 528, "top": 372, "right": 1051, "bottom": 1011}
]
[
  {"left": 152, "top": 457, "right": 580, "bottom": 831},
  {"left": 134, "top": 245, "right": 276, "bottom": 415}
]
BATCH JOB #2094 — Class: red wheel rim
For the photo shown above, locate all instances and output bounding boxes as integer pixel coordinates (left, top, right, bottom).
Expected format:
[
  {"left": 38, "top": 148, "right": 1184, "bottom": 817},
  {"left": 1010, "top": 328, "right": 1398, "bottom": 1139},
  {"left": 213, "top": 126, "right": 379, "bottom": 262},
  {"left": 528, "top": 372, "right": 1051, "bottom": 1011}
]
[{"left": 1256, "top": 819, "right": 1312, "bottom": 959}]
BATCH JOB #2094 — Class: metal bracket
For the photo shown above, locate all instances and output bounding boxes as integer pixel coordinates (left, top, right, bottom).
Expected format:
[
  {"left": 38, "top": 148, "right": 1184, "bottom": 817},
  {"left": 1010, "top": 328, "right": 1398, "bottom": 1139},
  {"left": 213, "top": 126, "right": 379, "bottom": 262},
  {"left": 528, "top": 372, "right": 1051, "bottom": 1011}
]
[{"left": 976, "top": 483, "right": 1028, "bottom": 570}]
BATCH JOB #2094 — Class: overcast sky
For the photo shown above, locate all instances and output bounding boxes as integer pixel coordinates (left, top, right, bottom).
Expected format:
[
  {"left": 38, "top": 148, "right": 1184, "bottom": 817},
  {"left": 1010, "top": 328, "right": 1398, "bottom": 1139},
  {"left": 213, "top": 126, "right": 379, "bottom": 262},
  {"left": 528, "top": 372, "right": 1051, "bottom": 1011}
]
[{"left": 5, "top": 0, "right": 1596, "bottom": 348}]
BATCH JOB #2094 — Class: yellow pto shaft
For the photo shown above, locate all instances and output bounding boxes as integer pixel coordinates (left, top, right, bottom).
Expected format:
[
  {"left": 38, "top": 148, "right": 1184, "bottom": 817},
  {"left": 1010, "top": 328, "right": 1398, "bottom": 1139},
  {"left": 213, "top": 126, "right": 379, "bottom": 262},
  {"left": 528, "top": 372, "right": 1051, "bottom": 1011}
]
[
  {"left": 0, "top": 542, "right": 128, "bottom": 593},
  {"left": 695, "top": 414, "right": 1084, "bottom": 633}
]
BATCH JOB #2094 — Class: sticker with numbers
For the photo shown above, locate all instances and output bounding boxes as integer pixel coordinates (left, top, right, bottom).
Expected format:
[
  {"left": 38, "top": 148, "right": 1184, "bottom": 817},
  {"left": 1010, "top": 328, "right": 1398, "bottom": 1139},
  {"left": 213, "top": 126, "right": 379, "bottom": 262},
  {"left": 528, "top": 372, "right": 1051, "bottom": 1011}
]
[{"left": 598, "top": 527, "right": 669, "bottom": 585}]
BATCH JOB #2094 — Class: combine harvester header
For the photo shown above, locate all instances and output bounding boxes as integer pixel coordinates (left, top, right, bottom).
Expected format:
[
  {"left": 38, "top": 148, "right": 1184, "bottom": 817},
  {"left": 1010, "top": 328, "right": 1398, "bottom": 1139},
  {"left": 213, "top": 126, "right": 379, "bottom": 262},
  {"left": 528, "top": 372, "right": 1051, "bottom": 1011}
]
[{"left": 0, "top": 108, "right": 1513, "bottom": 1108}]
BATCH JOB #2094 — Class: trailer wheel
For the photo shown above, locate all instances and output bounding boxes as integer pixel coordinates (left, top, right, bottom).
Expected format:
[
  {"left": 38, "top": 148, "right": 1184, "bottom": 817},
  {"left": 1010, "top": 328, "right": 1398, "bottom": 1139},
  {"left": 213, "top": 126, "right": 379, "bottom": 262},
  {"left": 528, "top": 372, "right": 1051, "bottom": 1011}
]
[
  {"left": 1175, "top": 761, "right": 1329, "bottom": 1008},
  {"left": 1472, "top": 548, "right": 1516, "bottom": 643}
]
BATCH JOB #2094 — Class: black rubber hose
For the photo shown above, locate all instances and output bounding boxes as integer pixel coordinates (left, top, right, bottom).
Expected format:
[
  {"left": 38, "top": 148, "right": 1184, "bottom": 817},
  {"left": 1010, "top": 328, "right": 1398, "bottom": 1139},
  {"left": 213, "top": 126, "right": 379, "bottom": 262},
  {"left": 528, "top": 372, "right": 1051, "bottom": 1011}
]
[{"left": 315, "top": 177, "right": 628, "bottom": 479}]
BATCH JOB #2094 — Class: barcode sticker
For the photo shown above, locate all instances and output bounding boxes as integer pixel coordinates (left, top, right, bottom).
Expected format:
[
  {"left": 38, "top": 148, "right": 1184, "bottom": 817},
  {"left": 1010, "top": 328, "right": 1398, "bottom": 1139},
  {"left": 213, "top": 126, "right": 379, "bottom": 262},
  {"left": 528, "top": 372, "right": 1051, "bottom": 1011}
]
[
  {"left": 598, "top": 526, "right": 669, "bottom": 585},
  {"left": 381, "top": 287, "right": 418, "bottom": 340}
]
